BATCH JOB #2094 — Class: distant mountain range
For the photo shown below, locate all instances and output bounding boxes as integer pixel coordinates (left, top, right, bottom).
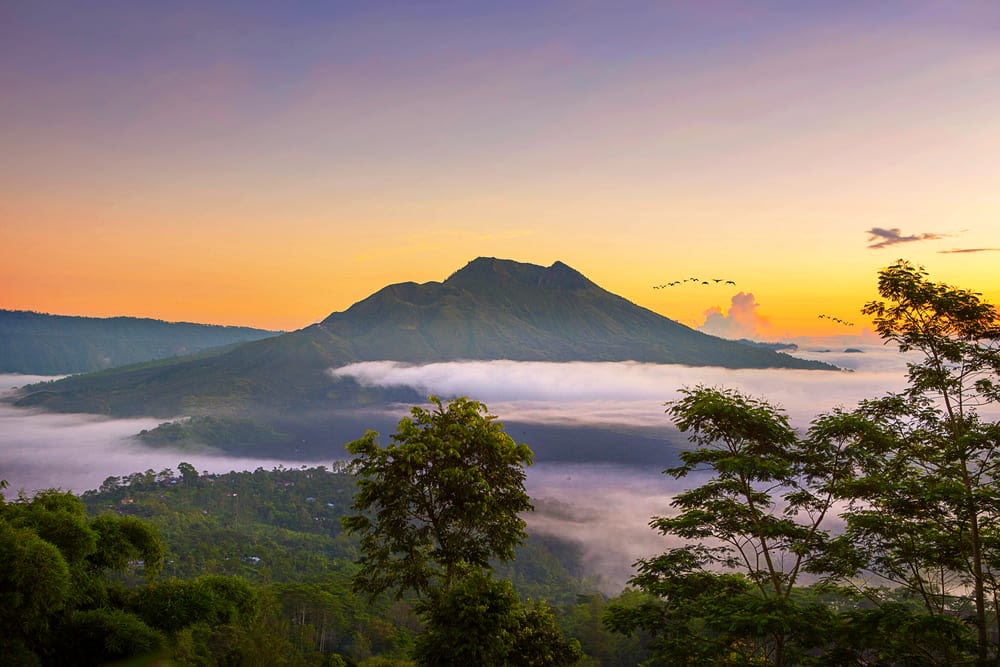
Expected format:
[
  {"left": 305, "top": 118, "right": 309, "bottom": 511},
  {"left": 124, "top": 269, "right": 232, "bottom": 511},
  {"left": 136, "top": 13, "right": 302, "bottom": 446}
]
[
  {"left": 0, "top": 310, "right": 279, "bottom": 374},
  {"left": 10, "top": 258, "right": 835, "bottom": 456}
]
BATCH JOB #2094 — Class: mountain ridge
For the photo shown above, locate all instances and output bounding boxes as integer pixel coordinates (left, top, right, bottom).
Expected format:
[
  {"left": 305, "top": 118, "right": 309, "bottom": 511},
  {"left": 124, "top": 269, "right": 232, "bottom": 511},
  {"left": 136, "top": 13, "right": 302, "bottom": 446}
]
[
  {"left": 0, "top": 309, "right": 280, "bottom": 374},
  {"left": 10, "top": 258, "right": 834, "bottom": 452},
  {"left": 315, "top": 257, "right": 827, "bottom": 367}
]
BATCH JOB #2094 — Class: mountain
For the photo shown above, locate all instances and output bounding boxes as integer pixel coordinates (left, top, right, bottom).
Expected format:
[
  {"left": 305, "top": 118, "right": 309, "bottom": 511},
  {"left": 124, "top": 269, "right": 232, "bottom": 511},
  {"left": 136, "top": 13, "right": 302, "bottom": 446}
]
[
  {"left": 321, "top": 258, "right": 828, "bottom": 366},
  {"left": 11, "top": 258, "right": 834, "bottom": 454},
  {"left": 0, "top": 310, "right": 280, "bottom": 374},
  {"left": 0, "top": 310, "right": 280, "bottom": 375}
]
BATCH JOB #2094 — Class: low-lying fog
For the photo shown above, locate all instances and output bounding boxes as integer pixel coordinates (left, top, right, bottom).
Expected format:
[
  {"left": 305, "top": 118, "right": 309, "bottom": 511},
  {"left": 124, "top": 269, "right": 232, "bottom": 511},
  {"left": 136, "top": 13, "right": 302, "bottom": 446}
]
[{"left": 0, "top": 345, "right": 929, "bottom": 591}]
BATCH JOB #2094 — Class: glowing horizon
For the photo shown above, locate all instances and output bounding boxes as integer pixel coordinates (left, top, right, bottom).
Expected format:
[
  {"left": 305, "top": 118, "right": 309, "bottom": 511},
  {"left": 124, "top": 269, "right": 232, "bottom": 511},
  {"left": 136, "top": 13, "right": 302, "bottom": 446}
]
[{"left": 3, "top": 2, "right": 998, "bottom": 337}]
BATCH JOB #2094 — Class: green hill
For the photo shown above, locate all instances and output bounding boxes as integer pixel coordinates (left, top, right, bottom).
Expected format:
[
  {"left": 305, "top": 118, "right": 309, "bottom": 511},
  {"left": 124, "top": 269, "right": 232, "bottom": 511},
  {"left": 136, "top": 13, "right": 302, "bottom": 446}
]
[
  {"left": 0, "top": 309, "right": 279, "bottom": 374},
  {"left": 320, "top": 257, "right": 829, "bottom": 366},
  {"left": 11, "top": 258, "right": 834, "bottom": 453}
]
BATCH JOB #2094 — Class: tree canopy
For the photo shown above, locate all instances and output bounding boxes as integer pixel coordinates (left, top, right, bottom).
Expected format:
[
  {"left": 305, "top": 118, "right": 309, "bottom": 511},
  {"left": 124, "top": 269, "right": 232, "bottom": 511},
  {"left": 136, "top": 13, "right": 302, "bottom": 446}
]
[{"left": 608, "top": 260, "right": 1000, "bottom": 665}]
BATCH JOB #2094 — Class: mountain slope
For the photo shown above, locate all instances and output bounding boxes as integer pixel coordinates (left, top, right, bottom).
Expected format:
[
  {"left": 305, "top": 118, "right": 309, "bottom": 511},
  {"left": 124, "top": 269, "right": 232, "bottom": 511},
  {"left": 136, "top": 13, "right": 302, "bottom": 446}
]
[
  {"left": 0, "top": 310, "right": 279, "bottom": 374},
  {"left": 12, "top": 258, "right": 833, "bottom": 421},
  {"left": 318, "top": 257, "right": 828, "bottom": 367}
]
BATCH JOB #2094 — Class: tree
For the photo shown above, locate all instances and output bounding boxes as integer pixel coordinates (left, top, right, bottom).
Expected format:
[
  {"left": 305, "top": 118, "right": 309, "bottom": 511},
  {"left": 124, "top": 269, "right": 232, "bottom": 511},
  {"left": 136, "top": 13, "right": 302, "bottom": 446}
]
[
  {"left": 343, "top": 396, "right": 534, "bottom": 600},
  {"left": 51, "top": 608, "right": 164, "bottom": 667},
  {"left": 0, "top": 519, "right": 72, "bottom": 642},
  {"left": 128, "top": 575, "right": 259, "bottom": 636},
  {"left": 0, "top": 490, "right": 166, "bottom": 666},
  {"left": 413, "top": 571, "right": 581, "bottom": 667},
  {"left": 606, "top": 386, "right": 852, "bottom": 665},
  {"left": 812, "top": 260, "right": 1000, "bottom": 663},
  {"left": 178, "top": 461, "right": 199, "bottom": 485}
]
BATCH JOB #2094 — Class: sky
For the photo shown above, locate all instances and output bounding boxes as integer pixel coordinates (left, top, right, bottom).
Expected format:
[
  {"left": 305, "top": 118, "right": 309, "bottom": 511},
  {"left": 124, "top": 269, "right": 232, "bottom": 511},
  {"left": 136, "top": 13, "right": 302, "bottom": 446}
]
[{"left": 3, "top": 1, "right": 999, "bottom": 336}]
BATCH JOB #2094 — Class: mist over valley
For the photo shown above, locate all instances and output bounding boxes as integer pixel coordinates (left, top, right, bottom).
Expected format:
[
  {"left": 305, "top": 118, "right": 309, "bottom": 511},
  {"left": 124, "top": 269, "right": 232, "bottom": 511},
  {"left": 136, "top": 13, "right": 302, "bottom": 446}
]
[{"left": 0, "top": 346, "right": 914, "bottom": 590}]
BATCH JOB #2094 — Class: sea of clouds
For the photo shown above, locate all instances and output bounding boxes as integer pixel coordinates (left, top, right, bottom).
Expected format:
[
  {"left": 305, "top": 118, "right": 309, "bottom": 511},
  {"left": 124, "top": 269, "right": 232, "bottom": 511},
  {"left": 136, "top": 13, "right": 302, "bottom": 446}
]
[
  {"left": 0, "top": 345, "right": 930, "bottom": 591},
  {"left": 328, "top": 344, "right": 913, "bottom": 429}
]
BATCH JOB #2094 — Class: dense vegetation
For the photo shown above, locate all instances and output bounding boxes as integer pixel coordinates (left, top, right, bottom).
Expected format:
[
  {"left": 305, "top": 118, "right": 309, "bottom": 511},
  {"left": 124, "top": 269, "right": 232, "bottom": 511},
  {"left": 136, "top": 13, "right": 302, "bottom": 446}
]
[
  {"left": 6, "top": 261, "right": 998, "bottom": 665},
  {"left": 0, "top": 309, "right": 278, "bottom": 374},
  {"left": 607, "top": 261, "right": 1000, "bottom": 665},
  {"left": 138, "top": 416, "right": 288, "bottom": 451},
  {"left": 0, "top": 460, "right": 645, "bottom": 666}
]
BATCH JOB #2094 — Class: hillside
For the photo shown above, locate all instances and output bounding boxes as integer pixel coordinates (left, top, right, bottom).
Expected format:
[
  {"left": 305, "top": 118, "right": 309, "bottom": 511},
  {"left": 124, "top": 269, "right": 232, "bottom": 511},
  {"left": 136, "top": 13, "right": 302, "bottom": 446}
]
[
  {"left": 0, "top": 309, "right": 279, "bottom": 374},
  {"left": 10, "top": 259, "right": 834, "bottom": 453},
  {"left": 320, "top": 257, "right": 827, "bottom": 366},
  {"left": 73, "top": 464, "right": 646, "bottom": 664}
]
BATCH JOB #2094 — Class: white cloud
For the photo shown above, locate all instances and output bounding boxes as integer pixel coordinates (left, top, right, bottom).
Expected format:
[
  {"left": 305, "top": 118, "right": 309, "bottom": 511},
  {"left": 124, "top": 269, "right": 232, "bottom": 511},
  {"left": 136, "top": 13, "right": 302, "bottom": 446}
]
[
  {"left": 329, "top": 350, "right": 912, "bottom": 428},
  {"left": 8, "top": 350, "right": 989, "bottom": 593},
  {"left": 0, "top": 377, "right": 330, "bottom": 497},
  {"left": 699, "top": 292, "right": 770, "bottom": 339}
]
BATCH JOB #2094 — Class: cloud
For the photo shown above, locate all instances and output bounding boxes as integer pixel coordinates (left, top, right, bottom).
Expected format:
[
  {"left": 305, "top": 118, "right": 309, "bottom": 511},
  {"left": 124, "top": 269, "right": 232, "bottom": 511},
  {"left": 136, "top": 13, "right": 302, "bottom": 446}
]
[
  {"left": 8, "top": 353, "right": 992, "bottom": 594},
  {"left": 330, "top": 352, "right": 915, "bottom": 429},
  {"left": 0, "top": 379, "right": 330, "bottom": 497},
  {"left": 866, "top": 227, "right": 945, "bottom": 249},
  {"left": 525, "top": 463, "right": 695, "bottom": 593},
  {"left": 0, "top": 374, "right": 67, "bottom": 392},
  {"left": 697, "top": 292, "right": 770, "bottom": 339},
  {"left": 938, "top": 247, "right": 1000, "bottom": 254}
]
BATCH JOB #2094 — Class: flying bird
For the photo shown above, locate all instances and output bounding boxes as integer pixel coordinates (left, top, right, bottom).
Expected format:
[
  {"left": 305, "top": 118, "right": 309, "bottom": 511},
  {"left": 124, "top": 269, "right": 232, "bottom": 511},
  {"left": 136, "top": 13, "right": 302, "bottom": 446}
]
[
  {"left": 653, "top": 276, "right": 738, "bottom": 288},
  {"left": 818, "top": 314, "right": 855, "bottom": 326}
]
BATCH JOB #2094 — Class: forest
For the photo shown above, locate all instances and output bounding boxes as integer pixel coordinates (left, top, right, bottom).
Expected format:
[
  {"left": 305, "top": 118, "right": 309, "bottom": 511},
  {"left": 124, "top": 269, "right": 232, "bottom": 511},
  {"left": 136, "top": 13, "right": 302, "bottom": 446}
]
[{"left": 3, "top": 261, "right": 999, "bottom": 666}]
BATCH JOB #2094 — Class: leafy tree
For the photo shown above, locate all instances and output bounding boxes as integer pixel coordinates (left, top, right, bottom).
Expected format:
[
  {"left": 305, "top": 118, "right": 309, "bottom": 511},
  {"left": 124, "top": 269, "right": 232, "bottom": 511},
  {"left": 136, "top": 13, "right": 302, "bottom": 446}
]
[
  {"left": 52, "top": 608, "right": 164, "bottom": 667},
  {"left": 562, "top": 592, "right": 652, "bottom": 666},
  {"left": 812, "top": 260, "right": 1000, "bottom": 663},
  {"left": 178, "top": 460, "right": 200, "bottom": 484},
  {"left": 0, "top": 490, "right": 166, "bottom": 666},
  {"left": 0, "top": 519, "right": 72, "bottom": 641},
  {"left": 88, "top": 513, "right": 163, "bottom": 577},
  {"left": 128, "top": 574, "right": 258, "bottom": 636},
  {"left": 413, "top": 571, "right": 581, "bottom": 667},
  {"left": 607, "top": 386, "right": 853, "bottom": 665},
  {"left": 343, "top": 396, "right": 534, "bottom": 599},
  {"left": 611, "top": 262, "right": 1000, "bottom": 665}
]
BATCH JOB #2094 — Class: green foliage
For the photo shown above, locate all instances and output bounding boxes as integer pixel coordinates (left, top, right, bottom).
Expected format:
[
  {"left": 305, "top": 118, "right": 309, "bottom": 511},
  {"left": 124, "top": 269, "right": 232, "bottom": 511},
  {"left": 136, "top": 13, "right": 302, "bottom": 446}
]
[
  {"left": 0, "top": 519, "right": 72, "bottom": 639},
  {"left": 0, "top": 490, "right": 170, "bottom": 666},
  {"left": 89, "top": 514, "right": 164, "bottom": 577},
  {"left": 78, "top": 462, "right": 593, "bottom": 664},
  {"left": 0, "top": 638, "right": 42, "bottom": 667},
  {"left": 609, "top": 386, "right": 851, "bottom": 664},
  {"left": 138, "top": 415, "right": 287, "bottom": 449},
  {"left": 344, "top": 396, "right": 534, "bottom": 598},
  {"left": 53, "top": 608, "right": 164, "bottom": 666},
  {"left": 413, "top": 571, "right": 581, "bottom": 667},
  {"left": 606, "top": 550, "right": 836, "bottom": 665},
  {"left": 7, "top": 490, "right": 98, "bottom": 563},
  {"left": 128, "top": 575, "right": 257, "bottom": 636},
  {"left": 813, "top": 260, "right": 1000, "bottom": 662},
  {"left": 609, "top": 261, "right": 1000, "bottom": 666}
]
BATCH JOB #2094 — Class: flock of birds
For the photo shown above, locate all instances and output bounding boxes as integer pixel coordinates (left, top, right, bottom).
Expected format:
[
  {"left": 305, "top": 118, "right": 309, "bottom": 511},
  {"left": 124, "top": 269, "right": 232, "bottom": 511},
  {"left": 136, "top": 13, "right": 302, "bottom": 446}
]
[
  {"left": 817, "top": 314, "right": 855, "bottom": 327},
  {"left": 652, "top": 277, "right": 737, "bottom": 288},
  {"left": 651, "top": 277, "right": 857, "bottom": 328}
]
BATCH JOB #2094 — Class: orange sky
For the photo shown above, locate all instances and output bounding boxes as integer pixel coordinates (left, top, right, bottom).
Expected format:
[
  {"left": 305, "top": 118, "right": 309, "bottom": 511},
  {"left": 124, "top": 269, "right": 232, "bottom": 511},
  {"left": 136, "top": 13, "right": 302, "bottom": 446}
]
[{"left": 2, "top": 2, "right": 998, "bottom": 338}]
